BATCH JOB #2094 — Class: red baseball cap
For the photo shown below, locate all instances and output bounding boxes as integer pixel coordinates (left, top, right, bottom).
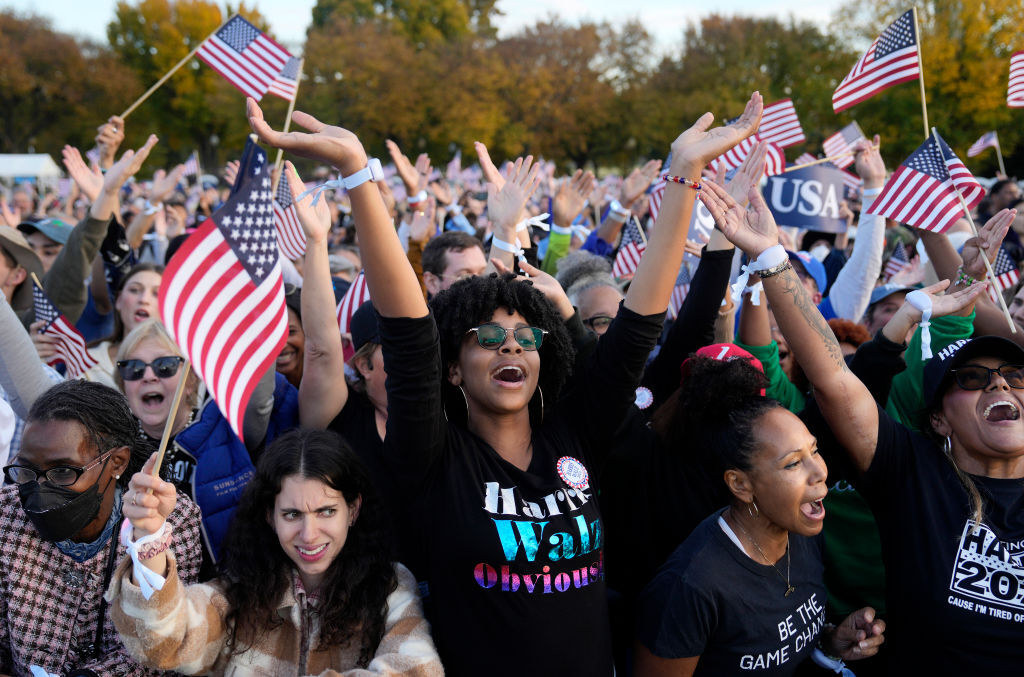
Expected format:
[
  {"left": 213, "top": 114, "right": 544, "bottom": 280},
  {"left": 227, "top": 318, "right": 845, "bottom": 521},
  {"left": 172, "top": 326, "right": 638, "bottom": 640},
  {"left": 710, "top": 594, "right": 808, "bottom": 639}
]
[{"left": 680, "top": 343, "right": 766, "bottom": 395}]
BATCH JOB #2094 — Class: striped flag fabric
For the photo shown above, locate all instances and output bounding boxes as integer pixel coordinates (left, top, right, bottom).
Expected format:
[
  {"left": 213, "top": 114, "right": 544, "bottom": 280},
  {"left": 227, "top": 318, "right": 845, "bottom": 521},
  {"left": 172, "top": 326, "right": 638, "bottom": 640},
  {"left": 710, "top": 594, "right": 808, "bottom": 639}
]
[
  {"left": 758, "top": 99, "right": 806, "bottom": 148},
  {"left": 823, "top": 122, "right": 867, "bottom": 169},
  {"left": 32, "top": 282, "right": 99, "bottom": 378},
  {"left": 612, "top": 218, "right": 647, "bottom": 278},
  {"left": 968, "top": 131, "right": 1000, "bottom": 158},
  {"left": 272, "top": 175, "right": 306, "bottom": 260},
  {"left": 840, "top": 168, "right": 863, "bottom": 198},
  {"left": 866, "top": 131, "right": 985, "bottom": 234},
  {"left": 667, "top": 264, "right": 692, "bottom": 320},
  {"left": 648, "top": 153, "right": 672, "bottom": 221},
  {"left": 1009, "top": 52, "right": 1024, "bottom": 108},
  {"left": 989, "top": 248, "right": 1021, "bottom": 303},
  {"left": 268, "top": 56, "right": 301, "bottom": 101},
  {"left": 833, "top": 10, "right": 920, "bottom": 113},
  {"left": 795, "top": 153, "right": 817, "bottom": 166},
  {"left": 883, "top": 242, "right": 910, "bottom": 281},
  {"left": 337, "top": 271, "right": 371, "bottom": 335},
  {"left": 713, "top": 136, "right": 785, "bottom": 176},
  {"left": 196, "top": 14, "right": 293, "bottom": 101},
  {"left": 182, "top": 151, "right": 200, "bottom": 177},
  {"left": 159, "top": 138, "right": 288, "bottom": 442}
]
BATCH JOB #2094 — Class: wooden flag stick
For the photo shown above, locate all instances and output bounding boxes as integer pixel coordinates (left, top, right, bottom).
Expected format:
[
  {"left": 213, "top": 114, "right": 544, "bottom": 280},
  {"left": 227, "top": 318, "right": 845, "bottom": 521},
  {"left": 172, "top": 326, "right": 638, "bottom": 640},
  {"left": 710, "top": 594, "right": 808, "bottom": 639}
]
[
  {"left": 912, "top": 6, "right": 930, "bottom": 140},
  {"left": 784, "top": 145, "right": 880, "bottom": 173},
  {"left": 995, "top": 134, "right": 1008, "bottom": 177},
  {"left": 150, "top": 360, "right": 192, "bottom": 479},
  {"left": 632, "top": 215, "right": 648, "bottom": 247},
  {"left": 120, "top": 15, "right": 234, "bottom": 119},
  {"left": 271, "top": 58, "right": 305, "bottom": 193}
]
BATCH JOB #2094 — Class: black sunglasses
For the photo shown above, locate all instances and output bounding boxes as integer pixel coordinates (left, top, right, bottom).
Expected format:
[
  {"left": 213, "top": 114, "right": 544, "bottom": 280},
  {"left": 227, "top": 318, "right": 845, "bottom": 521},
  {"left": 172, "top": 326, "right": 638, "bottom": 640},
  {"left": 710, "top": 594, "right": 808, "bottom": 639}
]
[
  {"left": 4, "top": 448, "right": 114, "bottom": 487},
  {"left": 583, "top": 315, "right": 613, "bottom": 331},
  {"left": 116, "top": 356, "right": 184, "bottom": 381},
  {"left": 951, "top": 364, "right": 1024, "bottom": 390},
  {"left": 466, "top": 324, "right": 548, "bottom": 351}
]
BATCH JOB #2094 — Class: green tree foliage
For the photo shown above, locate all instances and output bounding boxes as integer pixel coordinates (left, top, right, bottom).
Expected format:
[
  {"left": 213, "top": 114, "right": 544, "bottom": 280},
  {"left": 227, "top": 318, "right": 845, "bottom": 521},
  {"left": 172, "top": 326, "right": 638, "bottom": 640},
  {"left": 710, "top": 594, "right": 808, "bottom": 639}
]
[
  {"left": 0, "top": 11, "right": 141, "bottom": 154},
  {"left": 311, "top": 0, "right": 499, "bottom": 43}
]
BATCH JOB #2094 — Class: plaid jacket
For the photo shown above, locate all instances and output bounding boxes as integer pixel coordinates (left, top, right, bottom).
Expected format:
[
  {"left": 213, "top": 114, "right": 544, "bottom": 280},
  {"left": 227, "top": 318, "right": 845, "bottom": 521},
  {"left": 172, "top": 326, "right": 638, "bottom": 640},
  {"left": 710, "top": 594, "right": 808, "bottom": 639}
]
[{"left": 0, "top": 484, "right": 203, "bottom": 677}]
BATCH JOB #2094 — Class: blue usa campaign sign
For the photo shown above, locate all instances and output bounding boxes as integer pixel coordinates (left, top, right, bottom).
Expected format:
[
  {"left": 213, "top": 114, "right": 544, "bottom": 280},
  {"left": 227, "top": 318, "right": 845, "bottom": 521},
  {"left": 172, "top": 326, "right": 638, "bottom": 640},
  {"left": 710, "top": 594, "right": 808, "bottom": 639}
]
[{"left": 763, "top": 165, "right": 848, "bottom": 232}]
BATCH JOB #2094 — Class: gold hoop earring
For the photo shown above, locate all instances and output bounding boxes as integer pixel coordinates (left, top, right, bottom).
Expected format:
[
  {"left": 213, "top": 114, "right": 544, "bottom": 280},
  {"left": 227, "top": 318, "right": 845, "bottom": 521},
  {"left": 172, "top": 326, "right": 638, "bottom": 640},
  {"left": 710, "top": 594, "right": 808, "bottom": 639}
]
[{"left": 748, "top": 500, "right": 760, "bottom": 519}]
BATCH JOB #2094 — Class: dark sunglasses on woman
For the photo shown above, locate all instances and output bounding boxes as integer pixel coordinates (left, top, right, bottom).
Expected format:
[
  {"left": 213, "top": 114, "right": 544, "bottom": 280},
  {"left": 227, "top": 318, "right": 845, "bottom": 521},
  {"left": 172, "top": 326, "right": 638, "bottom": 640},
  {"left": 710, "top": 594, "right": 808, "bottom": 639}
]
[
  {"left": 116, "top": 356, "right": 185, "bottom": 381},
  {"left": 466, "top": 324, "right": 547, "bottom": 351},
  {"left": 951, "top": 364, "right": 1024, "bottom": 390}
]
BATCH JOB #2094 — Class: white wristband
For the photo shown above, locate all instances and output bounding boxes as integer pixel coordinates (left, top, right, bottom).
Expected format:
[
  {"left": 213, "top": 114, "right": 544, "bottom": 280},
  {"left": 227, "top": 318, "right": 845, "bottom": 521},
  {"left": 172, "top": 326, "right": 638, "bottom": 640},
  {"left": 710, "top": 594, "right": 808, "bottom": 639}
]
[
  {"left": 408, "top": 190, "right": 428, "bottom": 205},
  {"left": 551, "top": 224, "right": 573, "bottom": 235},
  {"left": 492, "top": 236, "right": 525, "bottom": 261},
  {"left": 119, "top": 518, "right": 168, "bottom": 600},
  {"left": 607, "top": 199, "right": 630, "bottom": 221},
  {"left": 743, "top": 281, "right": 764, "bottom": 306},
  {"left": 905, "top": 289, "right": 934, "bottom": 361},
  {"left": 143, "top": 200, "right": 162, "bottom": 216},
  {"left": 729, "top": 244, "right": 787, "bottom": 304},
  {"left": 862, "top": 187, "right": 882, "bottom": 197},
  {"left": 517, "top": 213, "right": 550, "bottom": 232},
  {"left": 811, "top": 648, "right": 852, "bottom": 675}
]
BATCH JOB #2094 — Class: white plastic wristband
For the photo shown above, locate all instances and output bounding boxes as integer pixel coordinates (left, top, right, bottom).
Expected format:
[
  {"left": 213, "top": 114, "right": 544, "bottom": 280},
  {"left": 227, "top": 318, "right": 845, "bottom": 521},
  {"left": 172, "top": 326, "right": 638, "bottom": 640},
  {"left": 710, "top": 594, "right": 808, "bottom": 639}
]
[
  {"left": 608, "top": 199, "right": 631, "bottom": 221},
  {"left": 862, "top": 187, "right": 882, "bottom": 198},
  {"left": 517, "top": 213, "right": 550, "bottom": 232},
  {"left": 551, "top": 224, "right": 573, "bottom": 235},
  {"left": 119, "top": 518, "right": 169, "bottom": 600},
  {"left": 296, "top": 158, "right": 385, "bottom": 205},
  {"left": 811, "top": 648, "right": 853, "bottom": 675},
  {"left": 408, "top": 189, "right": 428, "bottom": 206},
  {"left": 905, "top": 289, "right": 934, "bottom": 360},
  {"left": 492, "top": 236, "right": 525, "bottom": 262},
  {"left": 143, "top": 200, "right": 162, "bottom": 216},
  {"left": 743, "top": 281, "right": 764, "bottom": 306},
  {"left": 730, "top": 244, "right": 787, "bottom": 304}
]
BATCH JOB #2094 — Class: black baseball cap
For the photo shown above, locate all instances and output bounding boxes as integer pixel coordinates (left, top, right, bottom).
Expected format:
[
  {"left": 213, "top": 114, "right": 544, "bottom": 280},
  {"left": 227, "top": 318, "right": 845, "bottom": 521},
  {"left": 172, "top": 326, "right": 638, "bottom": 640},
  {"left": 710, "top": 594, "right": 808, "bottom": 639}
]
[
  {"left": 922, "top": 336, "right": 1024, "bottom": 409},
  {"left": 349, "top": 300, "right": 379, "bottom": 352}
]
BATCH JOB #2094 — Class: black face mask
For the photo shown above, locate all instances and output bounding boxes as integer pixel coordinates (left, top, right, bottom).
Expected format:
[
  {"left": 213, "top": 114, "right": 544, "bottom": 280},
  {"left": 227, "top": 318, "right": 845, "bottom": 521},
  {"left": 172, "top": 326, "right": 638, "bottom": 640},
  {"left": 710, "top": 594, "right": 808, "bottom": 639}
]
[{"left": 18, "top": 459, "right": 114, "bottom": 543}]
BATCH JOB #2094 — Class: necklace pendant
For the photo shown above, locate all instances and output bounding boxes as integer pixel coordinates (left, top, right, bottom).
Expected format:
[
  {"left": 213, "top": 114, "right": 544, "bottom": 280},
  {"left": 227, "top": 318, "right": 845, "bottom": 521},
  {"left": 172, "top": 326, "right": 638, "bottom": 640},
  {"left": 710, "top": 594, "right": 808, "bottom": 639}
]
[{"left": 785, "top": 585, "right": 796, "bottom": 597}]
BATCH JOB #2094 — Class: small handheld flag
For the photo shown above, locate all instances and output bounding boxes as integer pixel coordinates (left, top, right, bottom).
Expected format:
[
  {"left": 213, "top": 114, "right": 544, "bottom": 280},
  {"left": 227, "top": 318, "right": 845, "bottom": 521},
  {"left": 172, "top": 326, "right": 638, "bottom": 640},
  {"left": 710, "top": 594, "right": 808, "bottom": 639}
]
[
  {"left": 196, "top": 15, "right": 293, "bottom": 101},
  {"left": 833, "top": 10, "right": 920, "bottom": 113},
  {"left": 32, "top": 281, "right": 99, "bottom": 378}
]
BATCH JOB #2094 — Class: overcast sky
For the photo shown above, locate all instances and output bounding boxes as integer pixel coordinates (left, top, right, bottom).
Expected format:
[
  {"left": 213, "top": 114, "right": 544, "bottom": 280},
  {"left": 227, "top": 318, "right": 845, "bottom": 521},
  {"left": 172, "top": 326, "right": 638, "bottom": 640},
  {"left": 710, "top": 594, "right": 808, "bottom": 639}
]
[{"left": 2, "top": 0, "right": 844, "bottom": 52}]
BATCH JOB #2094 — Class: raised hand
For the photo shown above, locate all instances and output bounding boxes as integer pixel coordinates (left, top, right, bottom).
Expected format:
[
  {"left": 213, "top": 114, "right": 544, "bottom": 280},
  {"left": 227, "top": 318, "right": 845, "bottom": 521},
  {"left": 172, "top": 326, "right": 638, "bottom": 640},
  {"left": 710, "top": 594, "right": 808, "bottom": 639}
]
[
  {"left": 725, "top": 141, "right": 768, "bottom": 207},
  {"left": 0, "top": 196, "right": 20, "bottom": 228},
  {"left": 247, "top": 97, "right": 367, "bottom": 176},
  {"left": 429, "top": 179, "right": 453, "bottom": 206},
  {"left": 830, "top": 607, "right": 886, "bottom": 661},
  {"left": 853, "top": 135, "right": 885, "bottom": 188},
  {"left": 414, "top": 153, "right": 432, "bottom": 194},
  {"left": 409, "top": 196, "right": 436, "bottom": 244},
  {"left": 95, "top": 115, "right": 126, "bottom": 168},
  {"left": 90, "top": 134, "right": 159, "bottom": 222},
  {"left": 622, "top": 159, "right": 662, "bottom": 207},
  {"left": 699, "top": 179, "right": 779, "bottom": 258},
  {"left": 62, "top": 145, "right": 104, "bottom": 203},
  {"left": 385, "top": 139, "right": 419, "bottom": 194},
  {"left": 223, "top": 159, "right": 240, "bottom": 188},
  {"left": 124, "top": 453, "right": 177, "bottom": 538},
  {"left": 487, "top": 156, "right": 542, "bottom": 233},
  {"left": 28, "top": 321, "right": 58, "bottom": 361},
  {"left": 492, "top": 258, "right": 574, "bottom": 320},
  {"left": 284, "top": 161, "right": 331, "bottom": 244},
  {"left": 962, "top": 209, "right": 1016, "bottom": 280},
  {"left": 670, "top": 92, "right": 763, "bottom": 175},
  {"left": 553, "top": 169, "right": 595, "bottom": 228},
  {"left": 474, "top": 140, "right": 505, "bottom": 189},
  {"left": 150, "top": 165, "right": 185, "bottom": 204}
]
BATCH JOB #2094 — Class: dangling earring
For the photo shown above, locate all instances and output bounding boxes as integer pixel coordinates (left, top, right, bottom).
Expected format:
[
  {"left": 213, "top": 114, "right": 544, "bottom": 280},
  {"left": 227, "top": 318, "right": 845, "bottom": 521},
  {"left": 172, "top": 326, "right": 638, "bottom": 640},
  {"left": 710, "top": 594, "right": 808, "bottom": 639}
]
[
  {"left": 458, "top": 386, "right": 469, "bottom": 419},
  {"left": 533, "top": 385, "right": 545, "bottom": 424},
  {"left": 943, "top": 435, "right": 952, "bottom": 457},
  {"left": 748, "top": 500, "right": 760, "bottom": 519}
]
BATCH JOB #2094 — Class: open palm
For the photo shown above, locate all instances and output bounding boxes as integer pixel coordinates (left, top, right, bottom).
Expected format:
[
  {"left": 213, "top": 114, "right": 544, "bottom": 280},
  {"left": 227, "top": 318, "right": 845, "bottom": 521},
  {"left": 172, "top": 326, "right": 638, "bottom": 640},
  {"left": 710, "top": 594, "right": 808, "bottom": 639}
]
[{"left": 248, "top": 98, "right": 367, "bottom": 175}]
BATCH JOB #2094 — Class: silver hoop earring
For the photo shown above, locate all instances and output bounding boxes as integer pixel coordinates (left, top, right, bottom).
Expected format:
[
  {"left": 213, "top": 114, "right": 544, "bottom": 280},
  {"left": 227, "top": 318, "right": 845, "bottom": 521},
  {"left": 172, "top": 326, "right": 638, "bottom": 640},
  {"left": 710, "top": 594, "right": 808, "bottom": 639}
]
[
  {"left": 748, "top": 500, "right": 760, "bottom": 519},
  {"left": 458, "top": 385, "right": 469, "bottom": 419},
  {"left": 943, "top": 435, "right": 952, "bottom": 457}
]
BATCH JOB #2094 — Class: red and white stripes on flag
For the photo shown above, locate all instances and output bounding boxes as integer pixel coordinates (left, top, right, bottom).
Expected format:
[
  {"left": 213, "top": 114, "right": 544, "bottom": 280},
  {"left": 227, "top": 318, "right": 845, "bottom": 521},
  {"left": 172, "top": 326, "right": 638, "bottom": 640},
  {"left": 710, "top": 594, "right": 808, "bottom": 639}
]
[
  {"left": 867, "top": 131, "right": 984, "bottom": 234},
  {"left": 272, "top": 175, "right": 306, "bottom": 260},
  {"left": 795, "top": 153, "right": 817, "bottom": 166},
  {"left": 159, "top": 139, "right": 288, "bottom": 442},
  {"left": 648, "top": 154, "right": 672, "bottom": 221},
  {"left": 32, "top": 282, "right": 98, "bottom": 378},
  {"left": 883, "top": 242, "right": 910, "bottom": 281},
  {"left": 823, "top": 122, "right": 867, "bottom": 169},
  {"left": 1009, "top": 52, "right": 1024, "bottom": 108},
  {"left": 989, "top": 248, "right": 1021, "bottom": 304},
  {"left": 182, "top": 151, "right": 200, "bottom": 177},
  {"left": 268, "top": 56, "right": 301, "bottom": 101},
  {"left": 667, "top": 264, "right": 692, "bottom": 321},
  {"left": 713, "top": 136, "right": 786, "bottom": 176},
  {"left": 967, "top": 131, "right": 1000, "bottom": 158},
  {"left": 612, "top": 218, "right": 647, "bottom": 278},
  {"left": 337, "top": 271, "right": 371, "bottom": 335},
  {"left": 833, "top": 10, "right": 920, "bottom": 113},
  {"left": 758, "top": 99, "right": 806, "bottom": 148},
  {"left": 196, "top": 14, "right": 293, "bottom": 101}
]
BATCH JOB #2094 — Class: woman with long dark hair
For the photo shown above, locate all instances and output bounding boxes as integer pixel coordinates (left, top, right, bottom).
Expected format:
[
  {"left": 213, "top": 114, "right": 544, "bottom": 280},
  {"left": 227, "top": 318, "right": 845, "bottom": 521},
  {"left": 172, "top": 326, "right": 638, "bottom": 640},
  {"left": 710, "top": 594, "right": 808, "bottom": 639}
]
[
  {"left": 246, "top": 92, "right": 764, "bottom": 676},
  {"left": 108, "top": 428, "right": 442, "bottom": 675}
]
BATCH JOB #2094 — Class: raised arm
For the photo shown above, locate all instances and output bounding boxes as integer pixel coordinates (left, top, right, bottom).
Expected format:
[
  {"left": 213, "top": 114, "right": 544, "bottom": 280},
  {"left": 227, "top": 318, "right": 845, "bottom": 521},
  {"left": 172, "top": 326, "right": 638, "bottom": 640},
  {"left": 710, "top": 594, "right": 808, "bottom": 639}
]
[
  {"left": 542, "top": 169, "right": 595, "bottom": 275},
  {"left": 486, "top": 157, "right": 542, "bottom": 272}
]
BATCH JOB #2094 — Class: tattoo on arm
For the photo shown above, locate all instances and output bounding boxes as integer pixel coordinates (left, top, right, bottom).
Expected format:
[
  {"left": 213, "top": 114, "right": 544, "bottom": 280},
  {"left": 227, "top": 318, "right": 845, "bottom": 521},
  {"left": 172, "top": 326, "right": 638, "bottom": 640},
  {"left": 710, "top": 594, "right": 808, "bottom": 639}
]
[{"left": 776, "top": 269, "right": 849, "bottom": 372}]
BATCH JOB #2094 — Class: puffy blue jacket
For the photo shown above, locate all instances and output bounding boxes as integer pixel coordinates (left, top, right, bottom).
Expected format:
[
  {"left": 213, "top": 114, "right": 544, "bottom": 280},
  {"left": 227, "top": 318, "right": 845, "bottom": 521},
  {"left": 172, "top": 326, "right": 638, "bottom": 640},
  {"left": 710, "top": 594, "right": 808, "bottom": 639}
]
[{"left": 175, "top": 372, "right": 299, "bottom": 562}]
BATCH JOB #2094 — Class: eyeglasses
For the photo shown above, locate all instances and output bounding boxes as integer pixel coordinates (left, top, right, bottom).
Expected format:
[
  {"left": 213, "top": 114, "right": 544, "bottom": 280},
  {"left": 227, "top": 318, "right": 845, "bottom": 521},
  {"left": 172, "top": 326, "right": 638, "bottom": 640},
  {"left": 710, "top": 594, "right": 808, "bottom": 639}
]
[
  {"left": 951, "top": 364, "right": 1024, "bottom": 390},
  {"left": 466, "top": 324, "right": 548, "bottom": 351},
  {"left": 4, "top": 448, "right": 114, "bottom": 487},
  {"left": 583, "top": 315, "right": 613, "bottom": 331},
  {"left": 116, "top": 356, "right": 184, "bottom": 381}
]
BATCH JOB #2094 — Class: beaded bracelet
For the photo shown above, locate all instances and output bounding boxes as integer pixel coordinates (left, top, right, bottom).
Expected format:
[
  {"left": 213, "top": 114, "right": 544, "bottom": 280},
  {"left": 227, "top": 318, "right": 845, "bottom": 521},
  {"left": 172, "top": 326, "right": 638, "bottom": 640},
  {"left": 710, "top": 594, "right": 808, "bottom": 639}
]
[
  {"left": 662, "top": 174, "right": 702, "bottom": 191},
  {"left": 757, "top": 259, "right": 793, "bottom": 280},
  {"left": 955, "top": 266, "right": 976, "bottom": 287}
]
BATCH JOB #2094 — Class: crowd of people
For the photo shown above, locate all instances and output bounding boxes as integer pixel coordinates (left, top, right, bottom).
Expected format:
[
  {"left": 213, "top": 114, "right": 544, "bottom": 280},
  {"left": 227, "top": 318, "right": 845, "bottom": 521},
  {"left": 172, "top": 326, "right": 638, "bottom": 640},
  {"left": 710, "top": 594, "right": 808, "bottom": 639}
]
[{"left": 0, "top": 88, "right": 1022, "bottom": 677}]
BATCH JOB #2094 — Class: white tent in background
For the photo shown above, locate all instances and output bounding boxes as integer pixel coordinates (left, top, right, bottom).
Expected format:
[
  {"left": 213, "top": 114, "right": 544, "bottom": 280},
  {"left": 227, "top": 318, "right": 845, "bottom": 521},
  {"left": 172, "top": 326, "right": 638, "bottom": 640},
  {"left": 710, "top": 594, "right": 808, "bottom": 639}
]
[{"left": 0, "top": 154, "right": 63, "bottom": 187}]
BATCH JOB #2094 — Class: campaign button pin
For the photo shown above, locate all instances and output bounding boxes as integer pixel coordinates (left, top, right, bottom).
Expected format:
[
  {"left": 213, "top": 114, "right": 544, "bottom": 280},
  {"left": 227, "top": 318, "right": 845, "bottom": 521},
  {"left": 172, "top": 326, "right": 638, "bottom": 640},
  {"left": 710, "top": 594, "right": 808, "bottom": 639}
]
[
  {"left": 556, "top": 456, "right": 589, "bottom": 490},
  {"left": 634, "top": 386, "right": 654, "bottom": 409}
]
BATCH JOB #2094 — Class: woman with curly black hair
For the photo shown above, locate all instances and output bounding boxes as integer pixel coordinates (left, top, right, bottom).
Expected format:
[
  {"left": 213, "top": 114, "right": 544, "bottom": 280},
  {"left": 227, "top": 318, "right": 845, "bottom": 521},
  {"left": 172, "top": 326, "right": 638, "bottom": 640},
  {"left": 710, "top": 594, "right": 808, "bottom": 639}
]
[
  {"left": 246, "top": 92, "right": 764, "bottom": 676},
  {"left": 108, "top": 428, "right": 443, "bottom": 675}
]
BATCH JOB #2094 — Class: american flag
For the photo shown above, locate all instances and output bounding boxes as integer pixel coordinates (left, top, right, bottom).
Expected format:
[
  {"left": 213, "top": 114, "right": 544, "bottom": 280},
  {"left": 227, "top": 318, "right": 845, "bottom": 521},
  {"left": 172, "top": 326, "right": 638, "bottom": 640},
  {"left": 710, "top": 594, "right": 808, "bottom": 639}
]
[
  {"left": 1009, "top": 52, "right": 1024, "bottom": 108},
  {"left": 866, "top": 131, "right": 984, "bottom": 233},
  {"left": 967, "top": 131, "right": 1000, "bottom": 158},
  {"left": 337, "top": 271, "right": 371, "bottom": 335},
  {"left": 758, "top": 99, "right": 806, "bottom": 148},
  {"left": 272, "top": 174, "right": 306, "bottom": 260},
  {"left": 648, "top": 153, "right": 672, "bottom": 221},
  {"left": 612, "top": 218, "right": 647, "bottom": 278},
  {"left": 713, "top": 136, "right": 785, "bottom": 176},
  {"left": 832, "top": 10, "right": 920, "bottom": 113},
  {"left": 196, "top": 15, "right": 293, "bottom": 101},
  {"left": 989, "top": 248, "right": 1021, "bottom": 304},
  {"left": 795, "top": 153, "right": 817, "bottom": 166},
  {"left": 159, "top": 138, "right": 288, "bottom": 442},
  {"left": 85, "top": 147, "right": 101, "bottom": 167},
  {"left": 667, "top": 264, "right": 691, "bottom": 320},
  {"left": 32, "top": 282, "right": 98, "bottom": 378},
  {"left": 823, "top": 122, "right": 867, "bottom": 169},
  {"left": 268, "top": 56, "right": 301, "bottom": 101},
  {"left": 883, "top": 242, "right": 910, "bottom": 281},
  {"left": 182, "top": 151, "right": 200, "bottom": 177}
]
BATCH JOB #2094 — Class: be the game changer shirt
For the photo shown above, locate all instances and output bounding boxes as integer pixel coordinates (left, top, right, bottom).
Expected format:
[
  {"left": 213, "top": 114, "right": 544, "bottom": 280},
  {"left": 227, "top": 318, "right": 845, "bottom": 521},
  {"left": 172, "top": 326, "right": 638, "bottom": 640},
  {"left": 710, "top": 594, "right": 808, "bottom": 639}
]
[
  {"left": 378, "top": 307, "right": 662, "bottom": 677},
  {"left": 860, "top": 405, "right": 1024, "bottom": 673}
]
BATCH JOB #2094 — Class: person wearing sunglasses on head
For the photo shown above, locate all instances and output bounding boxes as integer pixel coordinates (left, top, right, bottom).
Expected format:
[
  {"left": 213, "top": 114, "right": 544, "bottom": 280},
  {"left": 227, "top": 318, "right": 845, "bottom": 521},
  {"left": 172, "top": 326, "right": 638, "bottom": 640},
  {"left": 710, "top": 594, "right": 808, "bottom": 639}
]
[
  {"left": 700, "top": 173, "right": 1024, "bottom": 674},
  {"left": 247, "top": 91, "right": 763, "bottom": 676},
  {"left": 0, "top": 379, "right": 202, "bottom": 677}
]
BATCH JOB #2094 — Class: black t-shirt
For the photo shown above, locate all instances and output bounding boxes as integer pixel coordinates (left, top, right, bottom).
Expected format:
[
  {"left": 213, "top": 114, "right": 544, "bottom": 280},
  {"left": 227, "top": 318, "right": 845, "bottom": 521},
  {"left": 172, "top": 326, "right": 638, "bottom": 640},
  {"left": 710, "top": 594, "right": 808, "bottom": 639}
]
[
  {"left": 859, "top": 405, "right": 1024, "bottom": 672},
  {"left": 378, "top": 306, "right": 663, "bottom": 677},
  {"left": 637, "top": 511, "right": 827, "bottom": 676}
]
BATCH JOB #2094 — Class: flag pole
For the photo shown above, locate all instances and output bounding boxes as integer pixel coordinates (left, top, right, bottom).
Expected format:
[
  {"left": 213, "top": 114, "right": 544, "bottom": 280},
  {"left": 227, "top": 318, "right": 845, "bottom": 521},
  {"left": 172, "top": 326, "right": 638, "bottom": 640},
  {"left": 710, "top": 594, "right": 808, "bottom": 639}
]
[
  {"left": 631, "top": 215, "right": 648, "bottom": 247},
  {"left": 119, "top": 14, "right": 235, "bottom": 119},
  {"left": 933, "top": 127, "right": 1016, "bottom": 332},
  {"left": 271, "top": 57, "right": 305, "bottom": 193},
  {"left": 149, "top": 360, "right": 192, "bottom": 479},
  {"left": 995, "top": 133, "right": 1007, "bottom": 176},
  {"left": 912, "top": 6, "right": 930, "bottom": 139},
  {"left": 784, "top": 145, "right": 880, "bottom": 172}
]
